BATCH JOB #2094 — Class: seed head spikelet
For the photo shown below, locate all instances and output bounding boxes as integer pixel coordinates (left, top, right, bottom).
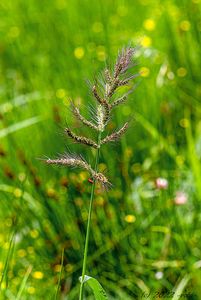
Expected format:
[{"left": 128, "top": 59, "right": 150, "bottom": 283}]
[
  {"left": 92, "top": 84, "right": 111, "bottom": 126},
  {"left": 70, "top": 101, "right": 98, "bottom": 131},
  {"left": 101, "top": 122, "right": 129, "bottom": 145},
  {"left": 105, "top": 69, "right": 113, "bottom": 84},
  {"left": 92, "top": 85, "right": 103, "bottom": 105},
  {"left": 92, "top": 172, "right": 112, "bottom": 190},
  {"left": 44, "top": 153, "right": 111, "bottom": 188},
  {"left": 64, "top": 127, "right": 99, "bottom": 149},
  {"left": 111, "top": 89, "right": 133, "bottom": 108},
  {"left": 114, "top": 47, "right": 136, "bottom": 77},
  {"left": 45, "top": 154, "right": 92, "bottom": 171},
  {"left": 118, "top": 73, "right": 140, "bottom": 86}
]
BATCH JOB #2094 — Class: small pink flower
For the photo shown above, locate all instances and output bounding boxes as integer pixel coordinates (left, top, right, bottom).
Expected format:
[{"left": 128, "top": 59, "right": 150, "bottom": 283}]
[
  {"left": 174, "top": 191, "right": 188, "bottom": 205},
  {"left": 155, "top": 177, "right": 168, "bottom": 190}
]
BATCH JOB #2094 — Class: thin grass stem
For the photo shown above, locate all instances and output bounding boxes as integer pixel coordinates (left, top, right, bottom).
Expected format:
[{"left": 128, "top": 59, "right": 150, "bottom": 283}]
[
  {"left": 54, "top": 248, "right": 64, "bottom": 300},
  {"left": 0, "top": 232, "right": 15, "bottom": 291},
  {"left": 16, "top": 265, "right": 32, "bottom": 300},
  {"left": 79, "top": 131, "right": 102, "bottom": 300}
]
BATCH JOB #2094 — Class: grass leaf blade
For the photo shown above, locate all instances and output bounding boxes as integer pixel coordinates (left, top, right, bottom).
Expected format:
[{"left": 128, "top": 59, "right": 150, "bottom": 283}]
[
  {"left": 79, "top": 275, "right": 108, "bottom": 300},
  {"left": 0, "top": 116, "right": 43, "bottom": 139}
]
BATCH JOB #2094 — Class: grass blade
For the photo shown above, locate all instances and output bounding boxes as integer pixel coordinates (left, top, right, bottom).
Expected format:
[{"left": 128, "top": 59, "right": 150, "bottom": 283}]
[
  {"left": 0, "top": 116, "right": 43, "bottom": 138},
  {"left": 54, "top": 248, "right": 64, "bottom": 300},
  {"left": 0, "top": 233, "right": 15, "bottom": 291},
  {"left": 172, "top": 274, "right": 191, "bottom": 300},
  {"left": 79, "top": 275, "right": 108, "bottom": 300},
  {"left": 16, "top": 265, "right": 33, "bottom": 300}
]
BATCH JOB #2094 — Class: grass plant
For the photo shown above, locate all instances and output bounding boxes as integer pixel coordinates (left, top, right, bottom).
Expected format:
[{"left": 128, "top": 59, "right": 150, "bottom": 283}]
[
  {"left": 0, "top": 0, "right": 201, "bottom": 298},
  {"left": 44, "top": 46, "right": 138, "bottom": 299}
]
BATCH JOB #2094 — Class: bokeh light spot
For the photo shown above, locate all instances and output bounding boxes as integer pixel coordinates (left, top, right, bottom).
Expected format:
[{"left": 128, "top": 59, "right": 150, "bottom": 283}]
[
  {"left": 177, "top": 67, "right": 187, "bottom": 77},
  {"left": 54, "top": 264, "right": 62, "bottom": 272},
  {"left": 65, "top": 264, "right": 73, "bottom": 272},
  {"left": 8, "top": 26, "right": 20, "bottom": 38},
  {"left": 96, "top": 45, "right": 106, "bottom": 61},
  {"left": 30, "top": 229, "right": 39, "bottom": 239},
  {"left": 140, "top": 67, "right": 150, "bottom": 77},
  {"left": 32, "top": 271, "right": 44, "bottom": 279},
  {"left": 179, "top": 118, "right": 189, "bottom": 128},
  {"left": 125, "top": 215, "right": 136, "bottom": 223},
  {"left": 17, "top": 249, "right": 27, "bottom": 258},
  {"left": 74, "top": 47, "right": 85, "bottom": 59},
  {"left": 180, "top": 20, "right": 191, "bottom": 31},
  {"left": 141, "top": 36, "right": 152, "bottom": 47},
  {"left": 143, "top": 19, "right": 156, "bottom": 31},
  {"left": 0, "top": 262, "right": 3, "bottom": 271},
  {"left": 27, "top": 286, "right": 36, "bottom": 294},
  {"left": 117, "top": 6, "right": 128, "bottom": 17},
  {"left": 176, "top": 155, "right": 184, "bottom": 166},
  {"left": 92, "top": 22, "right": 103, "bottom": 33},
  {"left": 56, "top": 88, "right": 66, "bottom": 99},
  {"left": 13, "top": 188, "right": 22, "bottom": 198}
]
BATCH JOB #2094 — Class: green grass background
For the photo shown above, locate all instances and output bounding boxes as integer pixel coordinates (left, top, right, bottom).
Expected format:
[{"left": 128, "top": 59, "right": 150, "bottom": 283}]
[{"left": 0, "top": 0, "right": 201, "bottom": 299}]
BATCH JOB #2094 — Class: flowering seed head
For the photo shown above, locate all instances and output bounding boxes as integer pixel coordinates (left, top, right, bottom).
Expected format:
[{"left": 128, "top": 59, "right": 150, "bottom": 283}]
[{"left": 43, "top": 45, "right": 139, "bottom": 191}]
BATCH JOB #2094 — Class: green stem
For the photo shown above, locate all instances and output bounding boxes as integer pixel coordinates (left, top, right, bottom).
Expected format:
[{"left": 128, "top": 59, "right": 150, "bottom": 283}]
[{"left": 79, "top": 132, "right": 102, "bottom": 300}]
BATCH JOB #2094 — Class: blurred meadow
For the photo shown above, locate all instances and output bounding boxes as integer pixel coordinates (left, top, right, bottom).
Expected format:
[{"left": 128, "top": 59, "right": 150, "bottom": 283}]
[{"left": 0, "top": 0, "right": 201, "bottom": 299}]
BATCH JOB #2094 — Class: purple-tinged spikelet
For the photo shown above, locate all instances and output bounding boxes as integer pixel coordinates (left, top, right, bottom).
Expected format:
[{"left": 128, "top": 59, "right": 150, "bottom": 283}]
[{"left": 114, "top": 47, "right": 136, "bottom": 78}]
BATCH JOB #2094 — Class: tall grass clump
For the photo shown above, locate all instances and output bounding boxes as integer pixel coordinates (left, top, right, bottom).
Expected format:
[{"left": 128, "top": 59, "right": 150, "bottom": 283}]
[{"left": 43, "top": 46, "right": 139, "bottom": 299}]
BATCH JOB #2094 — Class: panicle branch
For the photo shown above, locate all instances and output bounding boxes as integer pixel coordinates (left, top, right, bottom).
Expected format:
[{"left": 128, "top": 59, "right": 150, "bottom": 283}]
[
  {"left": 71, "top": 102, "right": 98, "bottom": 131},
  {"left": 44, "top": 153, "right": 111, "bottom": 189},
  {"left": 45, "top": 154, "right": 92, "bottom": 172},
  {"left": 65, "top": 127, "right": 99, "bottom": 149},
  {"left": 101, "top": 122, "right": 129, "bottom": 145},
  {"left": 118, "top": 73, "right": 140, "bottom": 86},
  {"left": 92, "top": 85, "right": 103, "bottom": 105}
]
